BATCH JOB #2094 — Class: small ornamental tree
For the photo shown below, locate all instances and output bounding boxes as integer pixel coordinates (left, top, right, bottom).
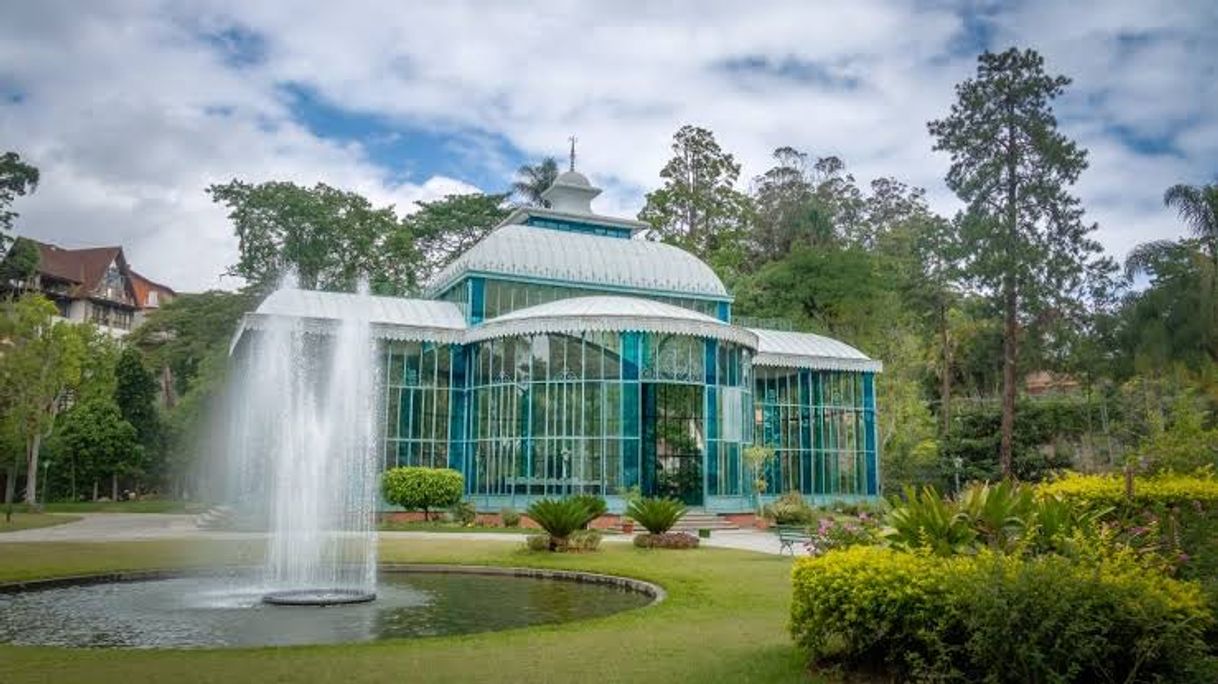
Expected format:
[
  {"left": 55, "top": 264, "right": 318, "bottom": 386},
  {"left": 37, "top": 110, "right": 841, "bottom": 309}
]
[{"left": 380, "top": 466, "right": 463, "bottom": 521}]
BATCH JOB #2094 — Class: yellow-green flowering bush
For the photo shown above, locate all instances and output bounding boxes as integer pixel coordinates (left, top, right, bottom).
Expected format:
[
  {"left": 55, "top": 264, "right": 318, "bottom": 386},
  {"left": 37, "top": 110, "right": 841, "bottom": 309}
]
[
  {"left": 1037, "top": 471, "right": 1218, "bottom": 510},
  {"left": 790, "top": 546, "right": 1215, "bottom": 682}
]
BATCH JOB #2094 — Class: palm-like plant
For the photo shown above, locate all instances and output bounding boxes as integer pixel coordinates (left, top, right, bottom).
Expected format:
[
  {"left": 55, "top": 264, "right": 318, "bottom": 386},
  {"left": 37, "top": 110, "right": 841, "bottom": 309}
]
[
  {"left": 1164, "top": 183, "right": 1218, "bottom": 265},
  {"left": 513, "top": 157, "right": 559, "bottom": 207},
  {"left": 956, "top": 480, "right": 1035, "bottom": 552},
  {"left": 885, "top": 486, "right": 976, "bottom": 556},
  {"left": 627, "top": 497, "right": 687, "bottom": 535},
  {"left": 527, "top": 498, "right": 588, "bottom": 550}
]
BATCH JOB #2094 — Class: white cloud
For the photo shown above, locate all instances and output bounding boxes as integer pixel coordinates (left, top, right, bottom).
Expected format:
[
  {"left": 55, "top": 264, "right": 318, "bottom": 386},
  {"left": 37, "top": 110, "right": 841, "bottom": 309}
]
[{"left": 0, "top": 0, "right": 1214, "bottom": 291}]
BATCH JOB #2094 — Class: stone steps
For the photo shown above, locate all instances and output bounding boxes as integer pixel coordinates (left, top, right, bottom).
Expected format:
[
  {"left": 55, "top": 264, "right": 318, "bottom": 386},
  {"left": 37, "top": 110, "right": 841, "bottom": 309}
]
[{"left": 615, "top": 509, "right": 738, "bottom": 534}]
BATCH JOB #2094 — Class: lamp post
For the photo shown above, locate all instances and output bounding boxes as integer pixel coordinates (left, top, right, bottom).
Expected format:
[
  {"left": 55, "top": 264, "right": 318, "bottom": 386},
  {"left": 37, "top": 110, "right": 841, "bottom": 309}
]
[{"left": 40, "top": 459, "right": 50, "bottom": 509}]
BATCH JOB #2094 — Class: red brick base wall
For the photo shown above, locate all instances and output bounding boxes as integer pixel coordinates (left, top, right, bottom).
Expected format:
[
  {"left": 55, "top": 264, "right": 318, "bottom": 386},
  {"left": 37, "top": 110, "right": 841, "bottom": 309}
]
[{"left": 380, "top": 511, "right": 626, "bottom": 530}]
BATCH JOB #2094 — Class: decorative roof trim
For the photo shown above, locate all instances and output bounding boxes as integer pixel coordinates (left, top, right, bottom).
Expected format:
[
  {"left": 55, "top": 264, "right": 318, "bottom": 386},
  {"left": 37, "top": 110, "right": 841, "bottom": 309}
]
[
  {"left": 501, "top": 206, "right": 649, "bottom": 232},
  {"left": 436, "top": 270, "right": 733, "bottom": 304},
  {"left": 240, "top": 313, "right": 464, "bottom": 345},
  {"left": 467, "top": 313, "right": 758, "bottom": 349},
  {"left": 753, "top": 351, "right": 883, "bottom": 373}
]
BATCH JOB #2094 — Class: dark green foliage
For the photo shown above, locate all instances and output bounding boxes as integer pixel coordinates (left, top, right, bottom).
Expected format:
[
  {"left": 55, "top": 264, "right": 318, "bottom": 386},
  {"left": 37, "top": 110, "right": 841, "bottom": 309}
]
[
  {"left": 633, "top": 532, "right": 699, "bottom": 549},
  {"left": 406, "top": 192, "right": 511, "bottom": 281},
  {"left": 0, "top": 237, "right": 39, "bottom": 285},
  {"left": 208, "top": 179, "right": 418, "bottom": 294},
  {"left": 627, "top": 497, "right": 687, "bottom": 535},
  {"left": 941, "top": 399, "right": 1086, "bottom": 482},
  {"left": 512, "top": 157, "right": 558, "bottom": 207},
  {"left": 0, "top": 151, "right": 39, "bottom": 245},
  {"left": 380, "top": 467, "right": 464, "bottom": 521},
  {"left": 526, "top": 498, "right": 591, "bottom": 550},
  {"left": 114, "top": 348, "right": 159, "bottom": 447},
  {"left": 50, "top": 398, "right": 142, "bottom": 500},
  {"left": 568, "top": 493, "right": 607, "bottom": 528},
  {"left": 928, "top": 47, "right": 1116, "bottom": 478}
]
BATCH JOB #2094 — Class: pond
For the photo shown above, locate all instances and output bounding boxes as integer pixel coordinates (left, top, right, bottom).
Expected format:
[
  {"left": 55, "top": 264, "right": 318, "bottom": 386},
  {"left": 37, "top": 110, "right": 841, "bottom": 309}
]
[{"left": 0, "top": 568, "right": 655, "bottom": 648}]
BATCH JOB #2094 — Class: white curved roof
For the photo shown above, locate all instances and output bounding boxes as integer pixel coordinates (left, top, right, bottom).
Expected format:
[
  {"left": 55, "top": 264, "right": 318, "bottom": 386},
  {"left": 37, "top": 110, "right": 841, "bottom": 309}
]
[
  {"left": 243, "top": 288, "right": 466, "bottom": 343},
  {"left": 749, "top": 328, "right": 882, "bottom": 373},
  {"left": 468, "top": 296, "right": 757, "bottom": 348},
  {"left": 424, "top": 224, "right": 729, "bottom": 300}
]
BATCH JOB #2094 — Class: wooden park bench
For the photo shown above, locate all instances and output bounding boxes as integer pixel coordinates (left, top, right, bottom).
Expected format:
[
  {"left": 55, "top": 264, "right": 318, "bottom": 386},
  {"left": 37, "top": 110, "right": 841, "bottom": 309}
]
[{"left": 775, "top": 525, "right": 812, "bottom": 556}]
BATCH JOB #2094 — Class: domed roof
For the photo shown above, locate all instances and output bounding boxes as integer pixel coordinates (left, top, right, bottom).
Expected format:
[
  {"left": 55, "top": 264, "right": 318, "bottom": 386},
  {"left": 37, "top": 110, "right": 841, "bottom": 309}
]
[
  {"left": 424, "top": 223, "right": 730, "bottom": 300},
  {"left": 468, "top": 295, "right": 757, "bottom": 348},
  {"left": 553, "top": 170, "right": 591, "bottom": 187}
]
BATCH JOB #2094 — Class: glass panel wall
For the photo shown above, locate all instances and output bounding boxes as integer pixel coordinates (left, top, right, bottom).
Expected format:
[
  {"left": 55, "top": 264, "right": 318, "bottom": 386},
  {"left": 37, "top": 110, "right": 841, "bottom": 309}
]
[
  {"left": 479, "top": 279, "right": 722, "bottom": 320},
  {"left": 383, "top": 341, "right": 456, "bottom": 469},
  {"left": 754, "top": 367, "right": 874, "bottom": 497}
]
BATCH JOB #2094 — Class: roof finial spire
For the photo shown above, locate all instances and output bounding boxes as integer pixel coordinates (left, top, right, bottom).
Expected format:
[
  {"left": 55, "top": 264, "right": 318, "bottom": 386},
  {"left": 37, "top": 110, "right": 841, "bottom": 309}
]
[{"left": 568, "top": 135, "right": 577, "bottom": 172}]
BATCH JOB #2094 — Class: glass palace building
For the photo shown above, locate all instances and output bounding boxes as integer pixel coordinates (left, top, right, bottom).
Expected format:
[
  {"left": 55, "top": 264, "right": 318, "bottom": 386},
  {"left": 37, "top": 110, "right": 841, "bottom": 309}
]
[{"left": 241, "top": 170, "right": 882, "bottom": 513}]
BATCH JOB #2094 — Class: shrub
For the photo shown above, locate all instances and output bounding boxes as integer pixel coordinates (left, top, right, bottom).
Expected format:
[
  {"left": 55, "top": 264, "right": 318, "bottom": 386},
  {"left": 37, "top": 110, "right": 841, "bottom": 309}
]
[
  {"left": 627, "top": 497, "right": 686, "bottom": 534},
  {"left": 634, "top": 532, "right": 699, "bottom": 549},
  {"left": 765, "top": 491, "right": 815, "bottom": 525},
  {"left": 525, "top": 534, "right": 550, "bottom": 552},
  {"left": 381, "top": 467, "right": 464, "bottom": 521},
  {"left": 806, "top": 515, "right": 880, "bottom": 556},
  {"left": 449, "top": 499, "right": 476, "bottom": 526},
  {"left": 790, "top": 546, "right": 1215, "bottom": 682},
  {"left": 885, "top": 485, "right": 976, "bottom": 555},
  {"left": 500, "top": 507, "right": 521, "bottom": 528},
  {"left": 569, "top": 493, "right": 607, "bottom": 528},
  {"left": 1038, "top": 471, "right": 1218, "bottom": 511},
  {"left": 568, "top": 529, "right": 602, "bottom": 551},
  {"left": 526, "top": 498, "right": 589, "bottom": 550}
]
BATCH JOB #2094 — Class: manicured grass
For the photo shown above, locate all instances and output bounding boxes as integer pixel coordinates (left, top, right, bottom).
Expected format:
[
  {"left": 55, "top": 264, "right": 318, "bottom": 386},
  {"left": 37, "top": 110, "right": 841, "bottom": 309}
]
[
  {"left": 0, "top": 538, "right": 815, "bottom": 683},
  {"left": 0, "top": 513, "right": 81, "bottom": 533}
]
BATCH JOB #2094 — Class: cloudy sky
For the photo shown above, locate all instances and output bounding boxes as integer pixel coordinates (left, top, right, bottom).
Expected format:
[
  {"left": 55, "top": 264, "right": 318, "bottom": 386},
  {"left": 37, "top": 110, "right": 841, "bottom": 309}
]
[{"left": 1, "top": 1, "right": 1215, "bottom": 292}]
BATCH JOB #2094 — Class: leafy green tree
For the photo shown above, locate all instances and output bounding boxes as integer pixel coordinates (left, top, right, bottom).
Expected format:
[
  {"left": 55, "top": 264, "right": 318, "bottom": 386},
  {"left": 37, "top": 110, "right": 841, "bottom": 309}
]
[
  {"left": 0, "top": 151, "right": 39, "bottom": 249},
  {"left": 114, "top": 346, "right": 161, "bottom": 478},
  {"left": 0, "top": 237, "right": 40, "bottom": 290},
  {"left": 407, "top": 192, "right": 510, "bottom": 282},
  {"left": 928, "top": 48, "right": 1113, "bottom": 478},
  {"left": 52, "top": 398, "right": 142, "bottom": 501},
  {"left": 1121, "top": 238, "right": 1216, "bottom": 370},
  {"left": 639, "top": 125, "right": 752, "bottom": 262},
  {"left": 0, "top": 294, "right": 83, "bottom": 510},
  {"left": 208, "top": 180, "right": 418, "bottom": 293},
  {"left": 380, "top": 466, "right": 463, "bottom": 521},
  {"left": 512, "top": 157, "right": 559, "bottom": 207}
]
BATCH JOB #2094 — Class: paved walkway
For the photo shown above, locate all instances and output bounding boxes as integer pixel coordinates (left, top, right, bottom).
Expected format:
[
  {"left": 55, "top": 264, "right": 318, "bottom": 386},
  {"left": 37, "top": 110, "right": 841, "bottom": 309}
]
[{"left": 0, "top": 513, "right": 804, "bottom": 555}]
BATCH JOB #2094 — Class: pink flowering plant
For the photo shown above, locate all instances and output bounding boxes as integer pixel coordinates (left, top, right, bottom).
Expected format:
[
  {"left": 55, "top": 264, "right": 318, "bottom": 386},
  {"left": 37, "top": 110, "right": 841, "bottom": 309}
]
[{"left": 804, "top": 513, "right": 881, "bottom": 556}]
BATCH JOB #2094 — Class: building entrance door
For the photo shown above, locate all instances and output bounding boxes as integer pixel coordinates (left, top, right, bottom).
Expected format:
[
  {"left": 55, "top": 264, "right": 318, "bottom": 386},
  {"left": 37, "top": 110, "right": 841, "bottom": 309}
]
[{"left": 641, "top": 383, "right": 704, "bottom": 506}]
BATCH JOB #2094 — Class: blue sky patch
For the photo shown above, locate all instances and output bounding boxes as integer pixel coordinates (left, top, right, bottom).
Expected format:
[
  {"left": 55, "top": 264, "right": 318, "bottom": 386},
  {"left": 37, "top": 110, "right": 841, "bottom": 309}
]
[{"left": 278, "top": 82, "right": 528, "bottom": 194}]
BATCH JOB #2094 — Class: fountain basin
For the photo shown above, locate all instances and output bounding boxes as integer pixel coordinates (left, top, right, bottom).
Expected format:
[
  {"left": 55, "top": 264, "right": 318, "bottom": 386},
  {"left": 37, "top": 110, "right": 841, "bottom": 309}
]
[
  {"left": 261, "top": 588, "right": 377, "bottom": 606},
  {"left": 0, "top": 566, "right": 661, "bottom": 649}
]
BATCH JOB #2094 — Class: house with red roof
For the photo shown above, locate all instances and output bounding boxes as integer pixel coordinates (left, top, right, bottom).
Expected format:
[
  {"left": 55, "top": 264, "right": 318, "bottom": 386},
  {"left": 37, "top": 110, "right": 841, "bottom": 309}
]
[{"left": 19, "top": 241, "right": 175, "bottom": 335}]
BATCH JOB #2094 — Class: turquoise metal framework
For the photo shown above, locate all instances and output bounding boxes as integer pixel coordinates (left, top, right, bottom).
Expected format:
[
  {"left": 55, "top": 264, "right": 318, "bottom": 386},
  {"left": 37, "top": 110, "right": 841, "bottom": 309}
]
[{"left": 372, "top": 201, "right": 880, "bottom": 512}]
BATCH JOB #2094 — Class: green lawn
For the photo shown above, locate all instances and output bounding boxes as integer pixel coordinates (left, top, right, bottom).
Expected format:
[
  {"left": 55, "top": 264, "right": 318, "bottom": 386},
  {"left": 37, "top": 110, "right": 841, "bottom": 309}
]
[
  {"left": 0, "top": 538, "right": 815, "bottom": 683},
  {"left": 0, "top": 513, "right": 81, "bottom": 533}
]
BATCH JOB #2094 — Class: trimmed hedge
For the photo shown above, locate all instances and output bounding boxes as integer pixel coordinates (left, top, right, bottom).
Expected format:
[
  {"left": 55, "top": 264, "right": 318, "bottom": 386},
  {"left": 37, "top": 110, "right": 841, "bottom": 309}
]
[
  {"left": 381, "top": 467, "right": 464, "bottom": 520},
  {"left": 790, "top": 546, "right": 1214, "bottom": 682},
  {"left": 1038, "top": 471, "right": 1218, "bottom": 510}
]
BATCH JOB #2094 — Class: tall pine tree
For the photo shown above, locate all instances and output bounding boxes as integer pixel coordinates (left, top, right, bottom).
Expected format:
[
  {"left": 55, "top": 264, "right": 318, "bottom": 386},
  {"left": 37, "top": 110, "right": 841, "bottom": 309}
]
[{"left": 928, "top": 48, "right": 1110, "bottom": 478}]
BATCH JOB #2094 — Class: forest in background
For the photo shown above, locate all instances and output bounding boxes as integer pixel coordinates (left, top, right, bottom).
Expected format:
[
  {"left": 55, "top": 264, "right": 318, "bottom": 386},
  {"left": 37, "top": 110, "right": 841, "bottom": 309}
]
[{"left": 2, "top": 47, "right": 1215, "bottom": 504}]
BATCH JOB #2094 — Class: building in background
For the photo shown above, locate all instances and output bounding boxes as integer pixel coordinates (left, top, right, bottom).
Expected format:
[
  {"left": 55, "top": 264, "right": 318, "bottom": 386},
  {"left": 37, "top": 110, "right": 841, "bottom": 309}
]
[
  {"left": 234, "top": 170, "right": 882, "bottom": 514},
  {"left": 18, "top": 241, "right": 175, "bottom": 335}
]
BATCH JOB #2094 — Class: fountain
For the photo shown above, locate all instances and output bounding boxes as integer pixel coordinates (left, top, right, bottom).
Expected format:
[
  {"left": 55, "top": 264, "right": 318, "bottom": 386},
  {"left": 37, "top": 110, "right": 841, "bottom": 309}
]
[{"left": 226, "top": 280, "right": 381, "bottom": 605}]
